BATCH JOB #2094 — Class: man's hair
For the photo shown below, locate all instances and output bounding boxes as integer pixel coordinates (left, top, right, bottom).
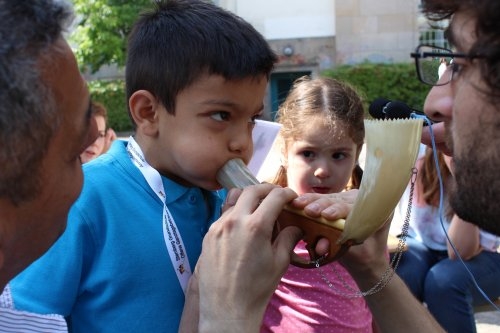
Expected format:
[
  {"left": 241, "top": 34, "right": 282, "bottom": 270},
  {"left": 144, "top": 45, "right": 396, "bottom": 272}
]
[
  {"left": 422, "top": 0, "right": 500, "bottom": 101},
  {"left": 0, "top": 0, "right": 73, "bottom": 204},
  {"left": 126, "top": 0, "right": 277, "bottom": 121}
]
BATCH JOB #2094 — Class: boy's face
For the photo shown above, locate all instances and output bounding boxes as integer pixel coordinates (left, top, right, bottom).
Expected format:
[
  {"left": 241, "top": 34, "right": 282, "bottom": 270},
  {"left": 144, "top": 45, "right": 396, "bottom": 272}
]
[
  {"left": 154, "top": 74, "right": 268, "bottom": 190},
  {"left": 284, "top": 117, "right": 357, "bottom": 196}
]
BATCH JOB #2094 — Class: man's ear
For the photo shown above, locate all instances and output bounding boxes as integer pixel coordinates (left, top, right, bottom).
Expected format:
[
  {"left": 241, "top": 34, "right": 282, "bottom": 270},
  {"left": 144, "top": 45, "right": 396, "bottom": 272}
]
[{"left": 129, "top": 90, "right": 160, "bottom": 137}]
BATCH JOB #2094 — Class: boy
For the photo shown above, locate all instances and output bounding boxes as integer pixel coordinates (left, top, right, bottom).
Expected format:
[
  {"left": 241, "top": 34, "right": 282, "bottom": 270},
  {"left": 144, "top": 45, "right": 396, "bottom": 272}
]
[{"left": 10, "top": 0, "right": 278, "bottom": 332}]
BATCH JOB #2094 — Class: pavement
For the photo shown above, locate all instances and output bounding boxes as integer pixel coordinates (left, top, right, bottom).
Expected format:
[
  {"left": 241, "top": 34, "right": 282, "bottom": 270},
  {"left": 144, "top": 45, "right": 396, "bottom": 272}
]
[{"left": 476, "top": 310, "right": 500, "bottom": 333}]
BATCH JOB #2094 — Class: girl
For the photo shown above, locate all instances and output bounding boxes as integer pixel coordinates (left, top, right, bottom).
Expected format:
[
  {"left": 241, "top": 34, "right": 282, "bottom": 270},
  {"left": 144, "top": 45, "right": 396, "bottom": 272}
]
[{"left": 261, "top": 76, "right": 374, "bottom": 332}]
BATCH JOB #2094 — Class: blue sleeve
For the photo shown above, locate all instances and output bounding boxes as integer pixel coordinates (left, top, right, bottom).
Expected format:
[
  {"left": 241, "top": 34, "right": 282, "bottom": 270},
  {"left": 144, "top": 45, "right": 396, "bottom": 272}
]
[{"left": 10, "top": 205, "right": 94, "bottom": 316}]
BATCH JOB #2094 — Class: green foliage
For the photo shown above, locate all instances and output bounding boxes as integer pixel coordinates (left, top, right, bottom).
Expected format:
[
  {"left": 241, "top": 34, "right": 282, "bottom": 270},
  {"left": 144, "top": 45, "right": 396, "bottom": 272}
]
[
  {"left": 322, "top": 62, "right": 431, "bottom": 117},
  {"left": 88, "top": 79, "right": 133, "bottom": 132},
  {"left": 71, "top": 0, "right": 152, "bottom": 73}
]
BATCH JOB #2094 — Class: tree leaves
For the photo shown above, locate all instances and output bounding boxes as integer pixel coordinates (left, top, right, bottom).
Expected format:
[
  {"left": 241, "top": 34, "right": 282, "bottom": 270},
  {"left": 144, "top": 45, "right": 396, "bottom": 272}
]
[{"left": 70, "top": 0, "right": 152, "bottom": 73}]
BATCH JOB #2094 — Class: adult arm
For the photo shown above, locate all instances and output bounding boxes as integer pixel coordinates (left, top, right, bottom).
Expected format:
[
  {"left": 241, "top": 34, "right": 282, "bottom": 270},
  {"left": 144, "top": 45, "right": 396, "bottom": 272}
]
[
  {"left": 341, "top": 226, "right": 444, "bottom": 333},
  {"left": 447, "top": 214, "right": 482, "bottom": 260}
]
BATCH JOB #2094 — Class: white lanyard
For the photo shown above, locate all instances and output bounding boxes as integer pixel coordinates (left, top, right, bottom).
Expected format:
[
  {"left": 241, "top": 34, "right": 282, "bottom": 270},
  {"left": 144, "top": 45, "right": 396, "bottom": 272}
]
[{"left": 126, "top": 137, "right": 191, "bottom": 294}]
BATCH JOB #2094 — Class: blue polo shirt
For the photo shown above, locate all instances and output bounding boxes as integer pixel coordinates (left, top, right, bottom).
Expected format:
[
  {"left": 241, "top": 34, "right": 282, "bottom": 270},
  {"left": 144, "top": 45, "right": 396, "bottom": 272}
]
[{"left": 10, "top": 140, "right": 223, "bottom": 332}]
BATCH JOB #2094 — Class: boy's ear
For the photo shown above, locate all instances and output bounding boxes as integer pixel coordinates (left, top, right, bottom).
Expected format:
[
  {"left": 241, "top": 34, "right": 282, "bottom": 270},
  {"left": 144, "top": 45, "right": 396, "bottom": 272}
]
[{"left": 129, "top": 90, "right": 160, "bottom": 136}]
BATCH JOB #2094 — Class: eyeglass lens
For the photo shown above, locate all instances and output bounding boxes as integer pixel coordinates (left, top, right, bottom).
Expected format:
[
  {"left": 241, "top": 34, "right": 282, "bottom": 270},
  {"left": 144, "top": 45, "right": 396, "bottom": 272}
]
[{"left": 418, "top": 46, "right": 453, "bottom": 85}]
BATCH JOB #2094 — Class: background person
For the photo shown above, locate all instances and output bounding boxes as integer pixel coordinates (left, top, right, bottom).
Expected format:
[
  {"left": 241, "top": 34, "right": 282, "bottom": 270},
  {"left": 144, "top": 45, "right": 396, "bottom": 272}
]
[{"left": 80, "top": 101, "right": 116, "bottom": 163}]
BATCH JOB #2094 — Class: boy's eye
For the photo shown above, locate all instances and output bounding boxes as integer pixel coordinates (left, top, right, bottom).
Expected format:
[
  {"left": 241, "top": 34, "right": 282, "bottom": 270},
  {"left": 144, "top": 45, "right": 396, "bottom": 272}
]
[
  {"left": 210, "top": 111, "right": 230, "bottom": 122},
  {"left": 332, "top": 152, "right": 346, "bottom": 160}
]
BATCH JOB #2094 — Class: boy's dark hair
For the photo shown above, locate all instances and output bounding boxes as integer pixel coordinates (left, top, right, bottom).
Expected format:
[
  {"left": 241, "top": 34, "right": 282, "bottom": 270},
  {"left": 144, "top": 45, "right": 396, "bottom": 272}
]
[{"left": 126, "top": 0, "right": 277, "bottom": 121}]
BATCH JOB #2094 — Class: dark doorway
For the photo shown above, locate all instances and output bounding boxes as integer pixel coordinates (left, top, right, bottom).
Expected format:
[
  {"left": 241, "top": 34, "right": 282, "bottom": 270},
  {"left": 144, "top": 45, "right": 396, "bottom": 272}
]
[{"left": 269, "top": 71, "right": 311, "bottom": 120}]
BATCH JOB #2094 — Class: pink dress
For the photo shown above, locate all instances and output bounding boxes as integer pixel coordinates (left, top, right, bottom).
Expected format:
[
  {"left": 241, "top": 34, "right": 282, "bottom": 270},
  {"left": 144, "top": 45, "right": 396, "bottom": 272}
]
[{"left": 261, "top": 242, "right": 373, "bottom": 333}]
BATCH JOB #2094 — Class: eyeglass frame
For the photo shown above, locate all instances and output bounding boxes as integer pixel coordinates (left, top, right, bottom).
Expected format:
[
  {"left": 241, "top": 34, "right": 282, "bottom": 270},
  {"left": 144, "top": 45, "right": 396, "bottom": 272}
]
[{"left": 410, "top": 44, "right": 480, "bottom": 86}]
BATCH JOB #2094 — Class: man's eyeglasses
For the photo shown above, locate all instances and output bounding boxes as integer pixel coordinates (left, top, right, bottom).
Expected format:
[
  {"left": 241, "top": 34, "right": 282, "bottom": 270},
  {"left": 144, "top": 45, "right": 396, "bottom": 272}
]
[{"left": 411, "top": 44, "right": 473, "bottom": 86}]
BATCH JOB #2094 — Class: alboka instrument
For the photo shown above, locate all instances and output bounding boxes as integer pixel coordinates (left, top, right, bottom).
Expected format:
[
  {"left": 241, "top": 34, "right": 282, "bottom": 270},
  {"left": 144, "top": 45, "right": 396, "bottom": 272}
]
[{"left": 216, "top": 118, "right": 423, "bottom": 268}]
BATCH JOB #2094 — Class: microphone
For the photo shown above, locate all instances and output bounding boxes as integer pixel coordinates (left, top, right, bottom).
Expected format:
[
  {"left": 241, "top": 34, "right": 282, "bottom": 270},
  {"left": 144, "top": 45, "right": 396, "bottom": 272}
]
[
  {"left": 368, "top": 97, "right": 391, "bottom": 119},
  {"left": 369, "top": 97, "right": 432, "bottom": 125}
]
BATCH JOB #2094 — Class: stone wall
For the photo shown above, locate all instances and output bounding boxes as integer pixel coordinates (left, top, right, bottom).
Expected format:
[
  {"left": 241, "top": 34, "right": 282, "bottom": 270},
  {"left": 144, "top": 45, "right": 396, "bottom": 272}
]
[{"left": 335, "top": 0, "right": 420, "bottom": 65}]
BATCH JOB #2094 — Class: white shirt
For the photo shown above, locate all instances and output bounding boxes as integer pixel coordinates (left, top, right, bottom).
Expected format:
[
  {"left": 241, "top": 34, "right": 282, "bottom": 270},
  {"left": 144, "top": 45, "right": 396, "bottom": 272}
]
[{"left": 0, "top": 284, "right": 67, "bottom": 333}]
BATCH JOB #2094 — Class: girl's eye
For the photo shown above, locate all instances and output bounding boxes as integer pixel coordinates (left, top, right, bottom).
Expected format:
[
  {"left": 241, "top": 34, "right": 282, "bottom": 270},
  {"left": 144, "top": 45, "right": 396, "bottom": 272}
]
[
  {"left": 210, "top": 111, "right": 230, "bottom": 122},
  {"left": 301, "top": 150, "right": 314, "bottom": 158},
  {"left": 332, "top": 152, "right": 346, "bottom": 160}
]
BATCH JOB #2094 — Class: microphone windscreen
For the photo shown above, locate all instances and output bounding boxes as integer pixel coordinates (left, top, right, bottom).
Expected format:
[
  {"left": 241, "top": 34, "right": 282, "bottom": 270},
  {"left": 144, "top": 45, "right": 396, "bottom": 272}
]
[
  {"left": 385, "top": 101, "right": 412, "bottom": 119},
  {"left": 369, "top": 97, "right": 390, "bottom": 119}
]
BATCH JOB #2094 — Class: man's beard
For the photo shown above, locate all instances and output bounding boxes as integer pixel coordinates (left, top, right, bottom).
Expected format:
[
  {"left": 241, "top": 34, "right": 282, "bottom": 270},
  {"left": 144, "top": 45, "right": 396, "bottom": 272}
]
[{"left": 450, "top": 152, "right": 500, "bottom": 236}]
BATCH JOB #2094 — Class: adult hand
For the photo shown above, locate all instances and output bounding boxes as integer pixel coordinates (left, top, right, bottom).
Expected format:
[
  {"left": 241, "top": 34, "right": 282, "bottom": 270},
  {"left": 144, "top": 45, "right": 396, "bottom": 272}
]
[
  {"left": 290, "top": 189, "right": 357, "bottom": 220},
  {"left": 340, "top": 220, "right": 392, "bottom": 286},
  {"left": 290, "top": 190, "right": 357, "bottom": 254},
  {"left": 182, "top": 184, "right": 302, "bottom": 333}
]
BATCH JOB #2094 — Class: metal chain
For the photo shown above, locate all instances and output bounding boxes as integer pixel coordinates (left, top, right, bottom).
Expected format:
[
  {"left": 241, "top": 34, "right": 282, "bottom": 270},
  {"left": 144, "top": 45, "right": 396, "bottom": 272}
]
[{"left": 316, "top": 167, "right": 418, "bottom": 298}]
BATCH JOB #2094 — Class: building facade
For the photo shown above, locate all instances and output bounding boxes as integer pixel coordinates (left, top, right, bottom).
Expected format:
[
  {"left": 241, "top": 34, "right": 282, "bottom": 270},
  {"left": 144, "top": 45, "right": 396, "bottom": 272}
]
[{"left": 216, "top": 0, "right": 421, "bottom": 118}]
